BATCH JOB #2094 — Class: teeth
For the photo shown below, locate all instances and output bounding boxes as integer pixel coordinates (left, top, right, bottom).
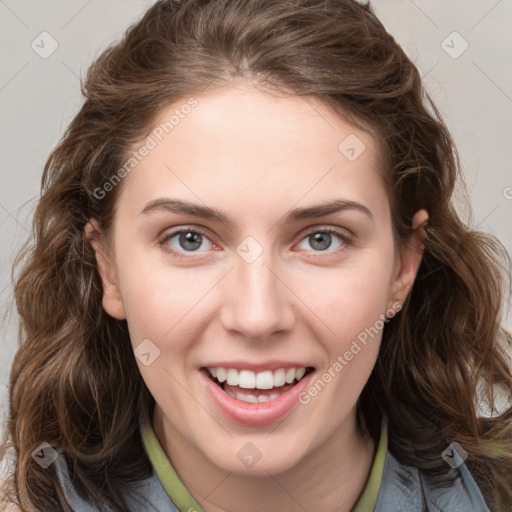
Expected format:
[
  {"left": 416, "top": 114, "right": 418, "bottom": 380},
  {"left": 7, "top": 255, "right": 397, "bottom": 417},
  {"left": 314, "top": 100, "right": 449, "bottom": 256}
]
[
  {"left": 236, "top": 393, "right": 259, "bottom": 404},
  {"left": 295, "top": 368, "right": 306, "bottom": 381},
  {"left": 224, "top": 389, "right": 286, "bottom": 404},
  {"left": 216, "top": 368, "right": 227, "bottom": 383},
  {"left": 256, "top": 370, "right": 274, "bottom": 389},
  {"left": 285, "top": 368, "right": 296, "bottom": 384},
  {"left": 226, "top": 369, "right": 238, "bottom": 386},
  {"left": 273, "top": 369, "right": 286, "bottom": 387},
  {"left": 238, "top": 370, "right": 256, "bottom": 389},
  {"left": 207, "top": 366, "right": 309, "bottom": 390}
]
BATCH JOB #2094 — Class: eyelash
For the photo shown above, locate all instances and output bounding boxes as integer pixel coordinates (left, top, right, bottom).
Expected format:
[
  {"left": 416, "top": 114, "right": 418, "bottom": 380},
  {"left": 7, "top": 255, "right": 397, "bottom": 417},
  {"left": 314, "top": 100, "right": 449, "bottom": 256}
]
[{"left": 158, "top": 226, "right": 353, "bottom": 259}]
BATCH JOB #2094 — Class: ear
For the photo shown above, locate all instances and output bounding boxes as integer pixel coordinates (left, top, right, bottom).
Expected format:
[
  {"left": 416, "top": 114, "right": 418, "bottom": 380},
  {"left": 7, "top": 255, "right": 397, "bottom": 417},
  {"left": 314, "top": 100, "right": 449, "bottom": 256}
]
[
  {"left": 85, "top": 220, "right": 126, "bottom": 320},
  {"left": 389, "top": 209, "right": 429, "bottom": 309}
]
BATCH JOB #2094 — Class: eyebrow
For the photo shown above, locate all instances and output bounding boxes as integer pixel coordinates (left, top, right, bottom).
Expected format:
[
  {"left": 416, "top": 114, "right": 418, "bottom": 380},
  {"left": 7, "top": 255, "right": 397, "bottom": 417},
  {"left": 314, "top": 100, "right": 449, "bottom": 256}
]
[{"left": 140, "top": 197, "right": 374, "bottom": 225}]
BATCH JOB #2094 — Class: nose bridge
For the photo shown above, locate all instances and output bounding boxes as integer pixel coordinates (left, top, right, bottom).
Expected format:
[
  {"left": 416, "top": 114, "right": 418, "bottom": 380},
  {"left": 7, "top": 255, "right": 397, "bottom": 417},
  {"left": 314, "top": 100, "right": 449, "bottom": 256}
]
[{"left": 220, "top": 236, "right": 294, "bottom": 339}]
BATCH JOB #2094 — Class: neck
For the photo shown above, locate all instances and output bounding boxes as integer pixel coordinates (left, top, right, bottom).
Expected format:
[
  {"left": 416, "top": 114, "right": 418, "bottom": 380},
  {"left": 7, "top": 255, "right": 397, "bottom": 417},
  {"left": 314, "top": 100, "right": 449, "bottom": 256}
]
[{"left": 153, "top": 407, "right": 377, "bottom": 512}]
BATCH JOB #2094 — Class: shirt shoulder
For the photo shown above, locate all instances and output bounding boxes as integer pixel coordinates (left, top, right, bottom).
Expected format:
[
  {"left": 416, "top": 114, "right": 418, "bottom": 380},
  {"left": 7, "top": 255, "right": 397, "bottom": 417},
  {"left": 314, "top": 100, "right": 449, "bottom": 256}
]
[
  {"left": 374, "top": 448, "right": 490, "bottom": 512},
  {"left": 54, "top": 453, "right": 179, "bottom": 512}
]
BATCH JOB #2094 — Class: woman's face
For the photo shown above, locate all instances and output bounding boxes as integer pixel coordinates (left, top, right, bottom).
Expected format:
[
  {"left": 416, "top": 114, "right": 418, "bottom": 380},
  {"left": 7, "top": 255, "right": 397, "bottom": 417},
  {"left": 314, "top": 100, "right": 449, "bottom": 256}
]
[{"left": 91, "top": 84, "right": 425, "bottom": 475}]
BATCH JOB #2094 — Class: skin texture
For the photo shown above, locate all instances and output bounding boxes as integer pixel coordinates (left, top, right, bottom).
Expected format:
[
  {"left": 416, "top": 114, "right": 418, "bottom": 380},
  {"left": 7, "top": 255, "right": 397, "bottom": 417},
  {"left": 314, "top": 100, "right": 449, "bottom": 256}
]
[{"left": 88, "top": 83, "right": 428, "bottom": 512}]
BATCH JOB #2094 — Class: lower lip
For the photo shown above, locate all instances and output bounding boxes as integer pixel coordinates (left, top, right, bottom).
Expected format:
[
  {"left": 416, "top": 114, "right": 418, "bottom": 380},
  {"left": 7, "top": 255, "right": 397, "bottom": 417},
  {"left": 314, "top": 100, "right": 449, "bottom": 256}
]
[{"left": 201, "top": 370, "right": 314, "bottom": 426}]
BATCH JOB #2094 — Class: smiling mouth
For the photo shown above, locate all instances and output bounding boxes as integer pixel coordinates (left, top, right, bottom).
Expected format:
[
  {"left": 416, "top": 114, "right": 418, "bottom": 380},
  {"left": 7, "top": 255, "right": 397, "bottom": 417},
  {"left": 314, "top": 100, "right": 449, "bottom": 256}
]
[{"left": 203, "top": 366, "right": 315, "bottom": 404}]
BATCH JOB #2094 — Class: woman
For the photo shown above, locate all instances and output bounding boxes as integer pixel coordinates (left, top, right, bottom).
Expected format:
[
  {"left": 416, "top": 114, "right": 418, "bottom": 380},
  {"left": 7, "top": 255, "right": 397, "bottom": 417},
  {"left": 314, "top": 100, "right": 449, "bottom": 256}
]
[{"left": 1, "top": 0, "right": 511, "bottom": 510}]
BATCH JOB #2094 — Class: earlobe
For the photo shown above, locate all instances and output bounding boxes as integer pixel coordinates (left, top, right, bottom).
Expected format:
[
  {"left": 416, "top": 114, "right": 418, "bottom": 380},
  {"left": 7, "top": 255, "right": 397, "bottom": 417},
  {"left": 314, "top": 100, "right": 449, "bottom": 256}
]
[
  {"left": 390, "top": 209, "right": 429, "bottom": 307},
  {"left": 84, "top": 221, "right": 127, "bottom": 320}
]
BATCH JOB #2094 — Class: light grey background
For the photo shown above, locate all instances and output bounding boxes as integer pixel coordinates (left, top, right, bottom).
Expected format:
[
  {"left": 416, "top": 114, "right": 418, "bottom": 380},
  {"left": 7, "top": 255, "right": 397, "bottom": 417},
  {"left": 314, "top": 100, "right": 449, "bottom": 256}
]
[{"left": 1, "top": 0, "right": 511, "bottom": 421}]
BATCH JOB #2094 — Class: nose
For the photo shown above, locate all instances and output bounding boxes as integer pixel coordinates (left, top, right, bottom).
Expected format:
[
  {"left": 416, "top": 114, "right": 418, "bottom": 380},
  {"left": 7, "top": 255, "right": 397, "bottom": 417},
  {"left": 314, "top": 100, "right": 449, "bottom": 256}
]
[{"left": 219, "top": 246, "right": 296, "bottom": 341}]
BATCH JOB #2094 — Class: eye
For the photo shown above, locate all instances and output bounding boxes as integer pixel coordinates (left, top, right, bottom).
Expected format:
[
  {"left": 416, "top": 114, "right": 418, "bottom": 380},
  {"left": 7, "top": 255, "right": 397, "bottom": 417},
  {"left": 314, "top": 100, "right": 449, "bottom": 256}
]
[
  {"left": 158, "top": 228, "right": 215, "bottom": 256},
  {"left": 296, "top": 228, "right": 352, "bottom": 254},
  {"left": 158, "top": 226, "right": 352, "bottom": 259}
]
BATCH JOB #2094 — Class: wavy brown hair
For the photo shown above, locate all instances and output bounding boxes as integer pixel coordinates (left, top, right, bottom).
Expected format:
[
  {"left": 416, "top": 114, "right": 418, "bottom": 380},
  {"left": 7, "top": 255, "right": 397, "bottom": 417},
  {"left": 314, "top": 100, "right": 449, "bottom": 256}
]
[{"left": 2, "top": 0, "right": 511, "bottom": 510}]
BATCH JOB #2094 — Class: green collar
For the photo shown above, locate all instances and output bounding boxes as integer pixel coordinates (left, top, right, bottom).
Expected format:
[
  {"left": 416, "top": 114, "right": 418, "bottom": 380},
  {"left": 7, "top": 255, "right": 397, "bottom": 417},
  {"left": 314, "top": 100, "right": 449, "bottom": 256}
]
[
  {"left": 140, "top": 414, "right": 388, "bottom": 512},
  {"left": 140, "top": 418, "right": 204, "bottom": 512},
  {"left": 352, "top": 415, "right": 388, "bottom": 512}
]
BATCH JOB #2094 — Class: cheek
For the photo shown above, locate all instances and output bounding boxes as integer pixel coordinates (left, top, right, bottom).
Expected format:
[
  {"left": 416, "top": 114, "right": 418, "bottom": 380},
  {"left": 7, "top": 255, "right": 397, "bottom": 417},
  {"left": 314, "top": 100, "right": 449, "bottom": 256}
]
[
  {"left": 114, "top": 248, "right": 199, "bottom": 349},
  {"left": 115, "top": 224, "right": 396, "bottom": 352},
  {"left": 301, "top": 263, "right": 393, "bottom": 415},
  {"left": 114, "top": 253, "right": 231, "bottom": 369},
  {"left": 299, "top": 250, "right": 396, "bottom": 345}
]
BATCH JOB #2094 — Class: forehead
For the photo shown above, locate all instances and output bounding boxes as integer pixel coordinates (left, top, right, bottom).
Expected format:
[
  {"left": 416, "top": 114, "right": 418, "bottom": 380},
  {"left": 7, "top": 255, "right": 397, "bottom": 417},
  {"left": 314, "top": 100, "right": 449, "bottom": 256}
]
[{"left": 115, "top": 85, "right": 389, "bottom": 224}]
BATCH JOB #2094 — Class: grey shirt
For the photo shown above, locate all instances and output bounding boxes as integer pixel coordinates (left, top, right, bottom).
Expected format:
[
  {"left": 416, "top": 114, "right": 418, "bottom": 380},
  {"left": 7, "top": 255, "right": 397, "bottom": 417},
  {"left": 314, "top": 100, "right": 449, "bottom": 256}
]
[{"left": 55, "top": 443, "right": 490, "bottom": 511}]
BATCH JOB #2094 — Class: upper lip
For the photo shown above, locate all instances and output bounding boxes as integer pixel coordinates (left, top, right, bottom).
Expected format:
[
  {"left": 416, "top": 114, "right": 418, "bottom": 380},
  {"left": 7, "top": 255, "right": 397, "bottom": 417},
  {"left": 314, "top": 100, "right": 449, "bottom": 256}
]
[{"left": 201, "top": 361, "right": 314, "bottom": 372}]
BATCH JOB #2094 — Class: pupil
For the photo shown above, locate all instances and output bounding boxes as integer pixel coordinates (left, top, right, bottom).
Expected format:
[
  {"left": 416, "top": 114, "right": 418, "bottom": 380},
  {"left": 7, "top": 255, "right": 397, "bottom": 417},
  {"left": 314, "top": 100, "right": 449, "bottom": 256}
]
[
  {"left": 310, "top": 233, "right": 330, "bottom": 251},
  {"left": 180, "top": 232, "right": 202, "bottom": 251}
]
